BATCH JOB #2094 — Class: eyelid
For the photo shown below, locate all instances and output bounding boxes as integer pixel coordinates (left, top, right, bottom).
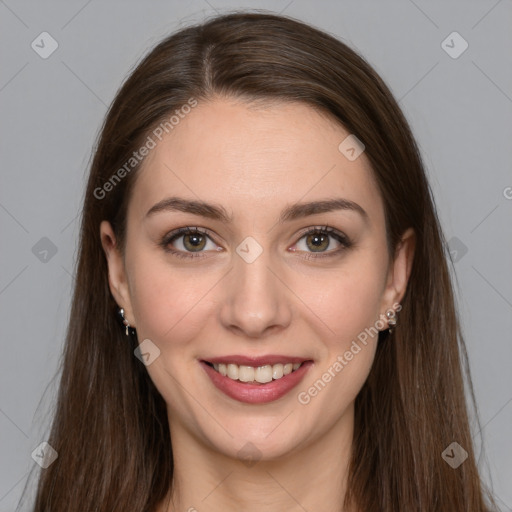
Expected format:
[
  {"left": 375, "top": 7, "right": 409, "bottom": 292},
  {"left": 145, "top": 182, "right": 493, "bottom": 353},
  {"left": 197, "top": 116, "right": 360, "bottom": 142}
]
[
  {"left": 294, "top": 224, "right": 348, "bottom": 240},
  {"left": 164, "top": 226, "right": 217, "bottom": 241}
]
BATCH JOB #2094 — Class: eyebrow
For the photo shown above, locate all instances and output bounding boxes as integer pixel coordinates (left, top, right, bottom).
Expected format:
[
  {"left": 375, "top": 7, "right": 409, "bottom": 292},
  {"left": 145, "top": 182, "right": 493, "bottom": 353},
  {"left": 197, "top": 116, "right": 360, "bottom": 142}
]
[{"left": 145, "top": 196, "right": 368, "bottom": 224}]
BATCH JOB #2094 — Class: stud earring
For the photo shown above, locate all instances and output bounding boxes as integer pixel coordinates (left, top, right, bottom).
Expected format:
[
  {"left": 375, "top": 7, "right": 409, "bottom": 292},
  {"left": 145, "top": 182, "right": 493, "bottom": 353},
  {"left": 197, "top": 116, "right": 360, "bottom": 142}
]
[
  {"left": 118, "top": 307, "right": 136, "bottom": 337},
  {"left": 386, "top": 309, "right": 397, "bottom": 333}
]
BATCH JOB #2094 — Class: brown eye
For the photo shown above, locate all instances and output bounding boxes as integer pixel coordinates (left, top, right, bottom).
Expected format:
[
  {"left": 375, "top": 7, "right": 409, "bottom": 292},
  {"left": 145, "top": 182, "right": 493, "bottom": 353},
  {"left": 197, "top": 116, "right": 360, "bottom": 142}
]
[
  {"left": 162, "top": 227, "right": 220, "bottom": 257},
  {"left": 183, "top": 233, "right": 207, "bottom": 251},
  {"left": 292, "top": 226, "right": 351, "bottom": 258},
  {"left": 305, "top": 232, "right": 330, "bottom": 252}
]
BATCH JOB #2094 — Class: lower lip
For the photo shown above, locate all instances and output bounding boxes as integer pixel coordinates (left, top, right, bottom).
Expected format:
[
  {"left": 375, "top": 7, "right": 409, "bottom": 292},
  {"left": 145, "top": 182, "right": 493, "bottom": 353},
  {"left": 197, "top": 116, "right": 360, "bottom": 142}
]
[{"left": 200, "top": 361, "right": 313, "bottom": 404}]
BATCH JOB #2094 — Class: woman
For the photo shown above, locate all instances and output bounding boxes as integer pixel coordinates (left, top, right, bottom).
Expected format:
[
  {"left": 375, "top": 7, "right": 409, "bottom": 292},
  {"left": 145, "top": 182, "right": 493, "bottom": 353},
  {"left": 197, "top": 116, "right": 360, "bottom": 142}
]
[{"left": 27, "top": 11, "right": 497, "bottom": 512}]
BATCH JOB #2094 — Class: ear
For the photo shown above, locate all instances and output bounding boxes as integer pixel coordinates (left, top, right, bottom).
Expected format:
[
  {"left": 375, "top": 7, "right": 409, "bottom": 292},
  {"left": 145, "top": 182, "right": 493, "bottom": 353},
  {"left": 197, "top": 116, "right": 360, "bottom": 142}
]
[
  {"left": 100, "top": 220, "right": 135, "bottom": 327},
  {"left": 379, "top": 227, "right": 416, "bottom": 318}
]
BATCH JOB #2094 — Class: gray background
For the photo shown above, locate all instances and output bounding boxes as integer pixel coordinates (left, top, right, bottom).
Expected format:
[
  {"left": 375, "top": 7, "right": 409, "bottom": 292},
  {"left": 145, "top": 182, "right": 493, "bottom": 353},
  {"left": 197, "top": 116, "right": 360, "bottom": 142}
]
[{"left": 1, "top": 0, "right": 511, "bottom": 510}]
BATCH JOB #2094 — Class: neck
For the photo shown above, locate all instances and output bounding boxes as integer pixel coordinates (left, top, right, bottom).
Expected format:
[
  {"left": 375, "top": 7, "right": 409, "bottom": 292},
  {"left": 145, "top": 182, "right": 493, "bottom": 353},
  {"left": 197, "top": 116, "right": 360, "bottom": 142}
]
[{"left": 159, "top": 405, "right": 356, "bottom": 512}]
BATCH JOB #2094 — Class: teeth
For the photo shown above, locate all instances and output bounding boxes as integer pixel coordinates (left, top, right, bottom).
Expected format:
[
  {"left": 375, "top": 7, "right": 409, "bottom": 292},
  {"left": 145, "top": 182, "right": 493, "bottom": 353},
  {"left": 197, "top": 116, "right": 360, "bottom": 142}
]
[
  {"left": 272, "top": 364, "right": 284, "bottom": 379},
  {"left": 211, "top": 361, "right": 304, "bottom": 383},
  {"left": 227, "top": 363, "right": 239, "bottom": 380},
  {"left": 238, "top": 365, "right": 255, "bottom": 382},
  {"left": 255, "top": 365, "right": 273, "bottom": 383}
]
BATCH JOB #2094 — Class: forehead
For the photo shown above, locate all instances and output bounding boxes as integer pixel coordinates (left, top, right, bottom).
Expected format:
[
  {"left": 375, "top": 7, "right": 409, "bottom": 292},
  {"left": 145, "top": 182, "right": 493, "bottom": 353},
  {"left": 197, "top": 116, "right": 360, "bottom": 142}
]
[{"left": 128, "top": 97, "right": 384, "bottom": 228}]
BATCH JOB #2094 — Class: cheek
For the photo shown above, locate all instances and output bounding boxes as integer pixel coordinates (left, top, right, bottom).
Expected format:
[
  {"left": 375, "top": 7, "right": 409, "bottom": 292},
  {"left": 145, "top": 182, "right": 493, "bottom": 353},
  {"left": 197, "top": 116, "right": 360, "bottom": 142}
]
[
  {"left": 298, "top": 343, "right": 376, "bottom": 425},
  {"left": 128, "top": 251, "right": 219, "bottom": 346},
  {"left": 295, "top": 264, "right": 385, "bottom": 414},
  {"left": 292, "top": 255, "right": 387, "bottom": 346}
]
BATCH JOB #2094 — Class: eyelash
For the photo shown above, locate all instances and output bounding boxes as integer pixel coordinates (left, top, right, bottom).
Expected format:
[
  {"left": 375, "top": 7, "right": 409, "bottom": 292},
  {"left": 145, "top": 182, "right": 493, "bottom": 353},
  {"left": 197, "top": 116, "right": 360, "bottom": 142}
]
[{"left": 159, "top": 225, "right": 352, "bottom": 260}]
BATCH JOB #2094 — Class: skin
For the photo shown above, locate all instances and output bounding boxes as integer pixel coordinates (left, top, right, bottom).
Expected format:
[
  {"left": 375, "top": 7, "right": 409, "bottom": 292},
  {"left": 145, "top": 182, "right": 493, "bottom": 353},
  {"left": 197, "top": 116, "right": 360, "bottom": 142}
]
[{"left": 100, "top": 96, "right": 415, "bottom": 512}]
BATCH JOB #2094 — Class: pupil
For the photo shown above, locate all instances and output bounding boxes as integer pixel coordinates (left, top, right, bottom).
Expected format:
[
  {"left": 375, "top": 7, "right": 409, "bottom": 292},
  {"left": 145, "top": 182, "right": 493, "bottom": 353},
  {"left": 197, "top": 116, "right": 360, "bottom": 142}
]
[
  {"left": 185, "top": 234, "right": 205, "bottom": 251},
  {"left": 307, "top": 233, "right": 328, "bottom": 251}
]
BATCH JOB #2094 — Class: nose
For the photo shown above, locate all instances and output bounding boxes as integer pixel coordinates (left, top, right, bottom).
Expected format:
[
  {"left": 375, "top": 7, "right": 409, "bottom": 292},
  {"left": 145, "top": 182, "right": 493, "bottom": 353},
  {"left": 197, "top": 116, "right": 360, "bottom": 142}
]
[{"left": 218, "top": 248, "right": 293, "bottom": 339}]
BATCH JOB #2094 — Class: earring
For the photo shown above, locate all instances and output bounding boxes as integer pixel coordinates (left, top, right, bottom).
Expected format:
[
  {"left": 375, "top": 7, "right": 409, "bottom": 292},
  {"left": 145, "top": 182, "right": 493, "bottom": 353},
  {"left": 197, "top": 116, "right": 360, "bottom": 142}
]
[
  {"left": 386, "top": 309, "right": 397, "bottom": 333},
  {"left": 118, "top": 307, "right": 136, "bottom": 337}
]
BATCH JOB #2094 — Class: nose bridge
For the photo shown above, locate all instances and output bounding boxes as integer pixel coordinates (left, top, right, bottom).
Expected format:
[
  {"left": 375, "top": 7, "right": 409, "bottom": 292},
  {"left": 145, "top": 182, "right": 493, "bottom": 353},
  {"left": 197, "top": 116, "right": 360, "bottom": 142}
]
[
  {"left": 236, "top": 249, "right": 276, "bottom": 301},
  {"left": 219, "top": 239, "right": 292, "bottom": 337}
]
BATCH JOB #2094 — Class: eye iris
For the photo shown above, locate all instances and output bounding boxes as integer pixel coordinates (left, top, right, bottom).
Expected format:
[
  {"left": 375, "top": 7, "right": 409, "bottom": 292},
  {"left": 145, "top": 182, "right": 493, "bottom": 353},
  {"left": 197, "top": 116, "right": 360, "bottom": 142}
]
[
  {"left": 183, "top": 233, "right": 206, "bottom": 251},
  {"left": 306, "top": 233, "right": 329, "bottom": 252}
]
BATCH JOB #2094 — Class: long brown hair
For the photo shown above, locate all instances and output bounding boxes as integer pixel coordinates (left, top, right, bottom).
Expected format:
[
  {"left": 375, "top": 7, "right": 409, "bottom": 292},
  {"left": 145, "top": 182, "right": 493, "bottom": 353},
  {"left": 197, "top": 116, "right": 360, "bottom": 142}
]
[{"left": 25, "top": 11, "right": 497, "bottom": 512}]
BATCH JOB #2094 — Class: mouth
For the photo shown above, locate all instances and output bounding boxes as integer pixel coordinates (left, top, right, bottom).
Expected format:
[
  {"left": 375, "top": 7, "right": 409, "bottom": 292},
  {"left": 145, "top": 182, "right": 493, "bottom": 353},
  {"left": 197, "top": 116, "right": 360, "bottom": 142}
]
[
  {"left": 200, "top": 356, "right": 313, "bottom": 404},
  {"left": 203, "top": 360, "right": 304, "bottom": 384}
]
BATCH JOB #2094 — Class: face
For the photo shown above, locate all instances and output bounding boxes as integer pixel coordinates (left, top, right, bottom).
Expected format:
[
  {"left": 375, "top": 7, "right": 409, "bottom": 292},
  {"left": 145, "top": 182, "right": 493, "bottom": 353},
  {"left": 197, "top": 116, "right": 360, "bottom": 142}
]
[{"left": 101, "top": 97, "right": 414, "bottom": 461}]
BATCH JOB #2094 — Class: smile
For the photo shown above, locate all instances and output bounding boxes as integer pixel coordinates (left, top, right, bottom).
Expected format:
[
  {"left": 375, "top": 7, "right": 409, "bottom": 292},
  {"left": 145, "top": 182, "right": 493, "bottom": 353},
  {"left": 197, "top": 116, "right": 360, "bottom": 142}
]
[
  {"left": 200, "top": 356, "right": 313, "bottom": 404},
  {"left": 207, "top": 361, "right": 303, "bottom": 384}
]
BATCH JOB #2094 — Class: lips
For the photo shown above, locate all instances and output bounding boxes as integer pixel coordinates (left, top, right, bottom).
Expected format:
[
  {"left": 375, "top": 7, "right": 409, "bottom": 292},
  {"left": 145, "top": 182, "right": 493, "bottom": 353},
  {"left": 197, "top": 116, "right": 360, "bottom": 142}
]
[{"left": 200, "top": 355, "right": 313, "bottom": 404}]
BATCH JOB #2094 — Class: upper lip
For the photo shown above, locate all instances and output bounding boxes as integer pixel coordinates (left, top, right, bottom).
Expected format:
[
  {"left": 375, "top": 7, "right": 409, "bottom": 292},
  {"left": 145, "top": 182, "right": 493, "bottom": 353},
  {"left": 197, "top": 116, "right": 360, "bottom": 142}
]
[{"left": 202, "top": 355, "right": 312, "bottom": 366}]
